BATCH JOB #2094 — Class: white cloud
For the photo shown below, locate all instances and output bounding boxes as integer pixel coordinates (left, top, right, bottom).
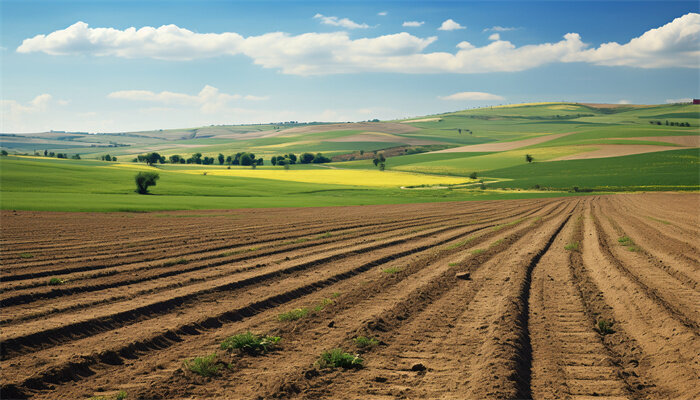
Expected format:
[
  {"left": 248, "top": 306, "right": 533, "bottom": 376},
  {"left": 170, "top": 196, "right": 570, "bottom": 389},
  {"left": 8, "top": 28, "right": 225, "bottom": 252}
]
[
  {"left": 1, "top": 94, "right": 68, "bottom": 132},
  {"left": 378, "top": 11, "right": 387, "bottom": 16},
  {"left": 439, "top": 91, "right": 505, "bottom": 101},
  {"left": 488, "top": 33, "right": 500, "bottom": 41},
  {"left": 570, "top": 13, "right": 700, "bottom": 68},
  {"left": 438, "top": 19, "right": 466, "bottom": 31},
  {"left": 313, "top": 13, "right": 369, "bottom": 29},
  {"left": 108, "top": 85, "right": 266, "bottom": 113},
  {"left": 484, "top": 26, "right": 517, "bottom": 32},
  {"left": 403, "top": 21, "right": 425, "bottom": 27},
  {"left": 617, "top": 99, "right": 631, "bottom": 104},
  {"left": 16, "top": 14, "right": 700, "bottom": 75},
  {"left": 666, "top": 98, "right": 693, "bottom": 103}
]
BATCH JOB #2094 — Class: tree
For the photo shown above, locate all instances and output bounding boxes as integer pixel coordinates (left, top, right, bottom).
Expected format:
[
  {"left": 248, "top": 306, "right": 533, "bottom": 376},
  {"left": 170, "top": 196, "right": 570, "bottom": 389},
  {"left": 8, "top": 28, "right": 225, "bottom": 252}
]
[
  {"left": 240, "top": 152, "right": 255, "bottom": 166},
  {"left": 169, "top": 155, "right": 181, "bottom": 164},
  {"left": 378, "top": 162, "right": 385, "bottom": 171},
  {"left": 270, "top": 156, "right": 278, "bottom": 166},
  {"left": 287, "top": 153, "right": 297, "bottom": 164},
  {"left": 218, "top": 153, "right": 225, "bottom": 165},
  {"left": 71, "top": 154, "right": 81, "bottom": 160},
  {"left": 256, "top": 158, "right": 264, "bottom": 165},
  {"left": 469, "top": 172, "right": 477, "bottom": 179},
  {"left": 135, "top": 171, "right": 159, "bottom": 194},
  {"left": 113, "top": 156, "right": 118, "bottom": 162},
  {"left": 525, "top": 154, "right": 534, "bottom": 163},
  {"left": 44, "top": 149, "right": 48, "bottom": 156},
  {"left": 299, "top": 152, "right": 315, "bottom": 164},
  {"left": 145, "top": 152, "right": 162, "bottom": 166},
  {"left": 191, "top": 153, "right": 203, "bottom": 164},
  {"left": 312, "top": 153, "right": 331, "bottom": 163},
  {"left": 373, "top": 151, "right": 386, "bottom": 167},
  {"left": 458, "top": 128, "right": 462, "bottom": 134},
  {"left": 0, "top": 150, "right": 8, "bottom": 156}
]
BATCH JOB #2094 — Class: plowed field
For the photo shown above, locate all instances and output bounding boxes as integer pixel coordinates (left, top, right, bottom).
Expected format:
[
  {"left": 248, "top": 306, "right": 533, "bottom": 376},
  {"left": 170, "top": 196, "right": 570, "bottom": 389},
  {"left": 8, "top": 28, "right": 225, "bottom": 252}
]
[{"left": 1, "top": 193, "right": 698, "bottom": 399}]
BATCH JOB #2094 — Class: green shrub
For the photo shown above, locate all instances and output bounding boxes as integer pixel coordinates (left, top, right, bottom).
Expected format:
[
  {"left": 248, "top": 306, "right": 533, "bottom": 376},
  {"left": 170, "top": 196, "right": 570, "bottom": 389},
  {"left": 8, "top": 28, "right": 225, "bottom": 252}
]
[
  {"left": 48, "top": 277, "right": 65, "bottom": 286},
  {"left": 116, "top": 391, "right": 128, "bottom": 400},
  {"left": 354, "top": 336, "right": 379, "bottom": 349},
  {"left": 564, "top": 242, "right": 580, "bottom": 251},
  {"left": 382, "top": 267, "right": 402, "bottom": 274},
  {"left": 317, "top": 349, "right": 363, "bottom": 369},
  {"left": 19, "top": 253, "right": 34, "bottom": 259},
  {"left": 183, "top": 353, "right": 222, "bottom": 377},
  {"left": 597, "top": 319, "right": 614, "bottom": 335},
  {"left": 220, "top": 332, "right": 281, "bottom": 355},
  {"left": 313, "top": 298, "right": 334, "bottom": 312},
  {"left": 278, "top": 308, "right": 309, "bottom": 321}
]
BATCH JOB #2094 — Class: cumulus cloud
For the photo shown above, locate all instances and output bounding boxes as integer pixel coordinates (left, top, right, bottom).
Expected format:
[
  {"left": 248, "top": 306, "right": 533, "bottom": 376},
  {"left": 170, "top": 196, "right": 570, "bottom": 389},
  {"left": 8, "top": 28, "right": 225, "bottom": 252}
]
[
  {"left": 378, "top": 11, "right": 387, "bottom": 16},
  {"left": 570, "top": 13, "right": 700, "bottom": 68},
  {"left": 488, "top": 33, "right": 500, "bottom": 41},
  {"left": 439, "top": 91, "right": 505, "bottom": 101},
  {"left": 313, "top": 13, "right": 369, "bottom": 29},
  {"left": 403, "top": 21, "right": 425, "bottom": 27},
  {"left": 1, "top": 94, "right": 69, "bottom": 132},
  {"left": 438, "top": 19, "right": 466, "bottom": 31},
  {"left": 108, "top": 85, "right": 266, "bottom": 113},
  {"left": 483, "top": 26, "right": 517, "bottom": 32},
  {"left": 16, "top": 14, "right": 700, "bottom": 75}
]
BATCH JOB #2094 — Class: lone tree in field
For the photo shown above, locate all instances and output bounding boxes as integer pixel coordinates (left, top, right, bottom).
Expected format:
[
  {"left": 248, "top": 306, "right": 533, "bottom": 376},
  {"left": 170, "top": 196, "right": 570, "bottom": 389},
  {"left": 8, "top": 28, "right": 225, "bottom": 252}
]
[
  {"left": 525, "top": 154, "right": 534, "bottom": 163},
  {"left": 373, "top": 151, "right": 386, "bottom": 167},
  {"left": 135, "top": 171, "right": 159, "bottom": 194}
]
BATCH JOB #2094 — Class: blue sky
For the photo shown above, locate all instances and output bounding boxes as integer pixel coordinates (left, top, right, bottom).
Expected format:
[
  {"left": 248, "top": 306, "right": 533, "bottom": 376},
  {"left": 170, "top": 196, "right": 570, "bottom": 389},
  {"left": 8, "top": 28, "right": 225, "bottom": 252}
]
[{"left": 1, "top": 0, "right": 698, "bottom": 133}]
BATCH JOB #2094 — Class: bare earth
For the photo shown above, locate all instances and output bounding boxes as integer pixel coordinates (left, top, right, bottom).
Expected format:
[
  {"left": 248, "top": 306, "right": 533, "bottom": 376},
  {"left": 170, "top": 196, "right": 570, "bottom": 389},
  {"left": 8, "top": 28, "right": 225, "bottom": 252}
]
[
  {"left": 0, "top": 193, "right": 698, "bottom": 400},
  {"left": 430, "top": 131, "right": 578, "bottom": 153},
  {"left": 400, "top": 117, "right": 442, "bottom": 123},
  {"left": 614, "top": 135, "right": 700, "bottom": 147}
]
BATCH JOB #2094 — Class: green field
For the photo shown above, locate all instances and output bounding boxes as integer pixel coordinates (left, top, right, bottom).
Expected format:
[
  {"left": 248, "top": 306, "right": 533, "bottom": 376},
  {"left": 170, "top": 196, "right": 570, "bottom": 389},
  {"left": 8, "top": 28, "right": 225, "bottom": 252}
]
[{"left": 1, "top": 102, "right": 698, "bottom": 211}]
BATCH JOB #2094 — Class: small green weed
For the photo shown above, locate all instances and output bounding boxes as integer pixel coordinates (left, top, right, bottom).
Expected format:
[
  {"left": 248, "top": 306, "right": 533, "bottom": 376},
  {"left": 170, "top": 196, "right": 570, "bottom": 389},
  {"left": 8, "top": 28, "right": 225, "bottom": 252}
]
[
  {"left": 317, "top": 349, "right": 363, "bottom": 369},
  {"left": 646, "top": 216, "right": 671, "bottom": 225},
  {"left": 331, "top": 292, "right": 341, "bottom": 298},
  {"left": 220, "top": 332, "right": 281, "bottom": 355},
  {"left": 278, "top": 308, "right": 309, "bottom": 321},
  {"left": 471, "top": 249, "right": 484, "bottom": 255},
  {"left": 446, "top": 236, "right": 475, "bottom": 250},
  {"left": 564, "top": 242, "right": 580, "bottom": 251},
  {"left": 382, "top": 267, "right": 402, "bottom": 274},
  {"left": 354, "top": 336, "right": 379, "bottom": 349},
  {"left": 116, "top": 391, "right": 128, "bottom": 400},
  {"left": 162, "top": 258, "right": 188, "bottom": 267},
  {"left": 48, "top": 277, "right": 65, "bottom": 286},
  {"left": 313, "top": 298, "right": 334, "bottom": 312},
  {"left": 597, "top": 319, "right": 614, "bottom": 335},
  {"left": 183, "top": 353, "right": 222, "bottom": 377},
  {"left": 448, "top": 262, "right": 459, "bottom": 267},
  {"left": 618, "top": 236, "right": 641, "bottom": 252},
  {"left": 19, "top": 253, "right": 34, "bottom": 259},
  {"left": 490, "top": 239, "right": 504, "bottom": 248},
  {"left": 316, "top": 232, "right": 332, "bottom": 239}
]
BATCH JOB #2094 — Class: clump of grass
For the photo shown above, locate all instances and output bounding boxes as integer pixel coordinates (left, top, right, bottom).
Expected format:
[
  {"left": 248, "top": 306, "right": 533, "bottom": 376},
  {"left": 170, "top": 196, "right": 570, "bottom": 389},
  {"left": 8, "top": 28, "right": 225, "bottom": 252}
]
[
  {"left": 564, "top": 241, "right": 580, "bottom": 251},
  {"left": 354, "top": 336, "right": 379, "bottom": 349},
  {"left": 48, "top": 277, "right": 65, "bottom": 286},
  {"left": 183, "top": 353, "right": 222, "bottom": 377},
  {"left": 471, "top": 249, "right": 484, "bottom": 255},
  {"left": 19, "top": 253, "right": 34, "bottom": 259},
  {"left": 116, "top": 391, "right": 128, "bottom": 400},
  {"left": 313, "top": 298, "right": 334, "bottom": 312},
  {"left": 220, "top": 332, "right": 281, "bottom": 355},
  {"left": 490, "top": 239, "right": 504, "bottom": 248},
  {"left": 316, "top": 232, "right": 332, "bottom": 239},
  {"left": 331, "top": 292, "right": 341, "bottom": 298},
  {"left": 162, "top": 258, "right": 189, "bottom": 267},
  {"left": 618, "top": 236, "right": 641, "bottom": 252},
  {"left": 317, "top": 349, "right": 363, "bottom": 369},
  {"left": 382, "top": 267, "right": 402, "bottom": 274},
  {"left": 448, "top": 262, "right": 459, "bottom": 267},
  {"left": 446, "top": 236, "right": 475, "bottom": 250},
  {"left": 278, "top": 308, "right": 309, "bottom": 321},
  {"left": 597, "top": 319, "right": 614, "bottom": 335}
]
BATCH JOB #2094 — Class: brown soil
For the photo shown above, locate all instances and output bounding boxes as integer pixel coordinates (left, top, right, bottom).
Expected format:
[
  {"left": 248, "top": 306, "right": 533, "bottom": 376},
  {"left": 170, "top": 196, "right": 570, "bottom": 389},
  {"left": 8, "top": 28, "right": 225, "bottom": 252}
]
[
  {"left": 430, "top": 131, "right": 578, "bottom": 153},
  {"left": 276, "top": 122, "right": 420, "bottom": 136},
  {"left": 0, "top": 194, "right": 697, "bottom": 400},
  {"left": 614, "top": 135, "right": 700, "bottom": 147}
]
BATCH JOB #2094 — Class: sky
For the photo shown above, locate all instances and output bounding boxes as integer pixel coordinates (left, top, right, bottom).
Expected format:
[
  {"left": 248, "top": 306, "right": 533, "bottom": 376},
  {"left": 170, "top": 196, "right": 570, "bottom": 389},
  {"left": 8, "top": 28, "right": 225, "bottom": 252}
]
[{"left": 1, "top": 0, "right": 698, "bottom": 133}]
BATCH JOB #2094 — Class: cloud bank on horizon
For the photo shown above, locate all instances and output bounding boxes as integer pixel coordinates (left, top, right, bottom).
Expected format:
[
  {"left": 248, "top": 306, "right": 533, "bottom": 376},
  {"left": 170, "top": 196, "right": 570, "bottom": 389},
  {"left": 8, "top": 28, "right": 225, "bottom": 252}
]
[{"left": 16, "top": 13, "right": 700, "bottom": 75}]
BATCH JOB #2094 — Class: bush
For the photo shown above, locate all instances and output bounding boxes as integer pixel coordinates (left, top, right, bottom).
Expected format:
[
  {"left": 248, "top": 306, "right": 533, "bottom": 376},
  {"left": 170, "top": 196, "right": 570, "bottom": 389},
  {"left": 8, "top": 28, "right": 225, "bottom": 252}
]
[
  {"left": 220, "top": 332, "right": 281, "bottom": 355},
  {"left": 469, "top": 172, "right": 477, "bottom": 179},
  {"left": 299, "top": 152, "right": 315, "bottom": 164},
  {"left": 354, "top": 336, "right": 379, "bottom": 349},
  {"left": 0, "top": 150, "right": 8, "bottom": 156},
  {"left": 278, "top": 308, "right": 309, "bottom": 321},
  {"left": 317, "top": 349, "right": 363, "bottom": 369},
  {"left": 135, "top": 171, "right": 159, "bottom": 194},
  {"left": 48, "top": 277, "right": 65, "bottom": 286},
  {"left": 564, "top": 242, "right": 580, "bottom": 251},
  {"left": 183, "top": 353, "right": 222, "bottom": 377},
  {"left": 597, "top": 319, "right": 614, "bottom": 335}
]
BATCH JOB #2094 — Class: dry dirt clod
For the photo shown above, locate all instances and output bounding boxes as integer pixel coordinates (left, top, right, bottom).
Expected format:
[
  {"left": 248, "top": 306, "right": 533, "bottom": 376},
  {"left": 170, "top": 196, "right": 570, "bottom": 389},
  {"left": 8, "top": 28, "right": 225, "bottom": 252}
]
[
  {"left": 455, "top": 272, "right": 471, "bottom": 280},
  {"left": 411, "top": 363, "right": 426, "bottom": 371}
]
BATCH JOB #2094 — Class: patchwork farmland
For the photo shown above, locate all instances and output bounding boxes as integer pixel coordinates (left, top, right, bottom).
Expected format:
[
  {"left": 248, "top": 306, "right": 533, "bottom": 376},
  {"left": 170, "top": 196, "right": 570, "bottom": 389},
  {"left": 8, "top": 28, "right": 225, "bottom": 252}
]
[{"left": 1, "top": 193, "right": 697, "bottom": 399}]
